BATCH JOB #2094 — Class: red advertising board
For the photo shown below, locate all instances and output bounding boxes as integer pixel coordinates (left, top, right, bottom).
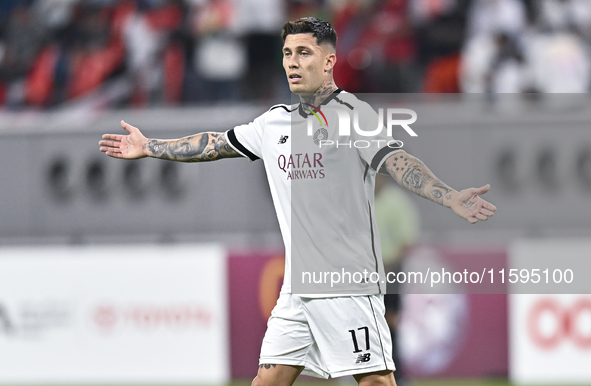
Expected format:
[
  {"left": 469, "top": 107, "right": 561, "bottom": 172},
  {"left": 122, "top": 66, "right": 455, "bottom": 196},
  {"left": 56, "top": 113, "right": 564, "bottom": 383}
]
[{"left": 228, "top": 249, "right": 284, "bottom": 379}]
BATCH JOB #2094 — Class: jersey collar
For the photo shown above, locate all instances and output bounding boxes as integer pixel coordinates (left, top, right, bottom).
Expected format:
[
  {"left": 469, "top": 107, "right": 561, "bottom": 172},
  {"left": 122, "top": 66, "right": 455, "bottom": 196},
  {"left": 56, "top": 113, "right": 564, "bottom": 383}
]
[{"left": 297, "top": 88, "right": 343, "bottom": 118}]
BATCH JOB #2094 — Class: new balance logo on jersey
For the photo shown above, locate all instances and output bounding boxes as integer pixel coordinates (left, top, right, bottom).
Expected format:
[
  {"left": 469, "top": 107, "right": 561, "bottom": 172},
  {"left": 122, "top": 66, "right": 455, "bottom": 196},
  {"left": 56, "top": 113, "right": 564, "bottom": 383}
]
[
  {"left": 355, "top": 353, "right": 371, "bottom": 363},
  {"left": 278, "top": 135, "right": 289, "bottom": 144}
]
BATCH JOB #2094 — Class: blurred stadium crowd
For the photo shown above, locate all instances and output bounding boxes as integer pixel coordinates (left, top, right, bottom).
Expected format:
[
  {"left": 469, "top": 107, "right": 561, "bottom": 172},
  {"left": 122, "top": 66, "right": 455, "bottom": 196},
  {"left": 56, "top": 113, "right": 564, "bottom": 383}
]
[{"left": 0, "top": 0, "right": 590, "bottom": 109}]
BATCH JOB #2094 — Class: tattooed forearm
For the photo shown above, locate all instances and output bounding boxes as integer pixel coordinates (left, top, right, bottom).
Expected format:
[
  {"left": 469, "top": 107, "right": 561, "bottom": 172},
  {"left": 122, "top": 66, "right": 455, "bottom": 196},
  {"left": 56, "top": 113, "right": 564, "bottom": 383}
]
[
  {"left": 402, "top": 165, "right": 434, "bottom": 193},
  {"left": 431, "top": 182, "right": 453, "bottom": 204},
  {"left": 384, "top": 152, "right": 455, "bottom": 206},
  {"left": 144, "top": 132, "right": 241, "bottom": 162}
]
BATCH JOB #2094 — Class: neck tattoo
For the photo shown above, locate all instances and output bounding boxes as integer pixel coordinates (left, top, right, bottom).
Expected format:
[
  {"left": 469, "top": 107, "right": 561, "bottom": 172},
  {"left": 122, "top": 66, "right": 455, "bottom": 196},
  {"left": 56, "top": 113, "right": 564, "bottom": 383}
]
[{"left": 301, "top": 80, "right": 338, "bottom": 106}]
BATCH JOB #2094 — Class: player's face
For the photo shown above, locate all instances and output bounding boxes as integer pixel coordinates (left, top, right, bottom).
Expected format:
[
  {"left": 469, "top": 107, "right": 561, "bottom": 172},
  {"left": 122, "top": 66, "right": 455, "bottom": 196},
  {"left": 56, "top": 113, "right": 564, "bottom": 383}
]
[{"left": 282, "top": 33, "right": 335, "bottom": 95}]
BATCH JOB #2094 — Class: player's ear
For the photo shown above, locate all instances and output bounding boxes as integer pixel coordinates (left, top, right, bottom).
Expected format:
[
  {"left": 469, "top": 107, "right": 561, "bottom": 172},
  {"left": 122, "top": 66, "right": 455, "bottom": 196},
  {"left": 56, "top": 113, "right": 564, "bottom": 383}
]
[{"left": 325, "top": 52, "right": 337, "bottom": 73}]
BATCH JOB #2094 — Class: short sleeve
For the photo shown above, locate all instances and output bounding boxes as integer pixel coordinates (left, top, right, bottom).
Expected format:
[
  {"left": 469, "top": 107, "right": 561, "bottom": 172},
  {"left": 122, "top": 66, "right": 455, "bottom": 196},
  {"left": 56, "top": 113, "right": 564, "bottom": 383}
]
[
  {"left": 353, "top": 102, "right": 404, "bottom": 173},
  {"left": 225, "top": 113, "right": 265, "bottom": 161}
]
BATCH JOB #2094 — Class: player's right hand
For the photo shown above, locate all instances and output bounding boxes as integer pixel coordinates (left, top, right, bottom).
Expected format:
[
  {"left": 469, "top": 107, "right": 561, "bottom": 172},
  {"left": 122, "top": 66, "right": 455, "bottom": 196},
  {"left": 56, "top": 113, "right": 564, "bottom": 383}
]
[{"left": 99, "top": 120, "right": 147, "bottom": 159}]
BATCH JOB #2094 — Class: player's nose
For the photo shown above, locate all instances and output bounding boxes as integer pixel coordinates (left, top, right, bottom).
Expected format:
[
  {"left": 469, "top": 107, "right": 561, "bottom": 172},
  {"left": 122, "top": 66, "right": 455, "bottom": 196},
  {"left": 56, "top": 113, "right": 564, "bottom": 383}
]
[{"left": 285, "top": 56, "right": 298, "bottom": 68}]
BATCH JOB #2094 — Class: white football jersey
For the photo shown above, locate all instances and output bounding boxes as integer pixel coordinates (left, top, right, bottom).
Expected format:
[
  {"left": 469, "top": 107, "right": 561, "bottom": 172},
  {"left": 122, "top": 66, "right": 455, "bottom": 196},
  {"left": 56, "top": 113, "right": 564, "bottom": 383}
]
[{"left": 225, "top": 90, "right": 403, "bottom": 296}]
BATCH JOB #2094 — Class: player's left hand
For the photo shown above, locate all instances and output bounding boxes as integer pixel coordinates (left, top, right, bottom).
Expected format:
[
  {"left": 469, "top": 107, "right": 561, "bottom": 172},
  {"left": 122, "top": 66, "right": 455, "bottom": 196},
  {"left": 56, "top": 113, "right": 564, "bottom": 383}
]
[{"left": 448, "top": 184, "right": 496, "bottom": 224}]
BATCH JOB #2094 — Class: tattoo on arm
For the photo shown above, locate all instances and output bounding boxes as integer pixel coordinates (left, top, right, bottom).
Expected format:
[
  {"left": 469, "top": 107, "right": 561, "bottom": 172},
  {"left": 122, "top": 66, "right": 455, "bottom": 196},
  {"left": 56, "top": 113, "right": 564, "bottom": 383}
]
[
  {"left": 259, "top": 364, "right": 277, "bottom": 370},
  {"left": 431, "top": 182, "right": 453, "bottom": 203},
  {"left": 385, "top": 152, "right": 454, "bottom": 205},
  {"left": 144, "top": 132, "right": 241, "bottom": 162},
  {"left": 402, "top": 165, "right": 434, "bottom": 193}
]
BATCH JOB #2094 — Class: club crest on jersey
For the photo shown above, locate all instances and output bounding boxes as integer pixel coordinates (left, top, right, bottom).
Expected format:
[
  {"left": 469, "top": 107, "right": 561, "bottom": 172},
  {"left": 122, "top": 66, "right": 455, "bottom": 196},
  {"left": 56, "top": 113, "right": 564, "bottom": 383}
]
[
  {"left": 303, "top": 103, "right": 330, "bottom": 146},
  {"left": 278, "top": 135, "right": 289, "bottom": 144},
  {"left": 313, "top": 128, "right": 328, "bottom": 146}
]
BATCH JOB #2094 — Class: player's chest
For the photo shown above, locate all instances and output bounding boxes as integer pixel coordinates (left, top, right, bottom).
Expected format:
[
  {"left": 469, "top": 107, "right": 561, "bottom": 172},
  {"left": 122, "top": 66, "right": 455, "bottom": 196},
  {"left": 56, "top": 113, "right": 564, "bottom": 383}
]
[{"left": 261, "top": 123, "right": 360, "bottom": 184}]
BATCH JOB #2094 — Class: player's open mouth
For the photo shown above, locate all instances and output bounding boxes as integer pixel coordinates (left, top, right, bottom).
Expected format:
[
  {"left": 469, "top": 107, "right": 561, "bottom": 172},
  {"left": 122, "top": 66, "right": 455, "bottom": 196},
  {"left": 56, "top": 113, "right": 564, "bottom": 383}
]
[{"left": 289, "top": 74, "right": 302, "bottom": 83}]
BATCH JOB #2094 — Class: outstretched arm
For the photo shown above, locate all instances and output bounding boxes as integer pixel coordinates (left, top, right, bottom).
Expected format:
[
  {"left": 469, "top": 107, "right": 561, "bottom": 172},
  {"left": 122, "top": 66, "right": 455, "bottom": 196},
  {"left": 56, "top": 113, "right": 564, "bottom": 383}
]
[
  {"left": 382, "top": 151, "right": 497, "bottom": 224},
  {"left": 99, "top": 120, "right": 242, "bottom": 161}
]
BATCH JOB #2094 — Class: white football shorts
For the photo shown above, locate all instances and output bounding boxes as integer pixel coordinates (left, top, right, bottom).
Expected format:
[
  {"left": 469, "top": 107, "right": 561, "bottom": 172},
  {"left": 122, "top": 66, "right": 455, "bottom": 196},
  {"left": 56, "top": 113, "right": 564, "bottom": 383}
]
[{"left": 259, "top": 293, "right": 395, "bottom": 379}]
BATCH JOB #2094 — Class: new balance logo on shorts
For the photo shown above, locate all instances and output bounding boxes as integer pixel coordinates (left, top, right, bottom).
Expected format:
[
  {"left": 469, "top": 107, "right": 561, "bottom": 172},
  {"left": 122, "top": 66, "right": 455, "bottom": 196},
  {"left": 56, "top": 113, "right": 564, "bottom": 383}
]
[
  {"left": 278, "top": 135, "right": 289, "bottom": 144},
  {"left": 355, "top": 353, "right": 371, "bottom": 363}
]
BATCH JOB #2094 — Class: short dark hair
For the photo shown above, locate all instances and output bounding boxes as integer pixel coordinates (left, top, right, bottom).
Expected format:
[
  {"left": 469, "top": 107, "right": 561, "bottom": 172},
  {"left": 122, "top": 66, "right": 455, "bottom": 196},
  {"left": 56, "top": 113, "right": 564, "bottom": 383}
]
[{"left": 281, "top": 17, "right": 337, "bottom": 48}]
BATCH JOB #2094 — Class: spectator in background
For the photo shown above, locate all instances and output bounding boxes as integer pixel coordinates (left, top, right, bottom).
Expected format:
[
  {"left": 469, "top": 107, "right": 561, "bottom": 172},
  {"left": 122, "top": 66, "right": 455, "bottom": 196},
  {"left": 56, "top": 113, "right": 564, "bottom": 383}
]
[
  {"left": 66, "top": 3, "right": 125, "bottom": 100},
  {"left": 190, "top": 0, "right": 245, "bottom": 101},
  {"left": 236, "top": 0, "right": 285, "bottom": 100},
  {"left": 124, "top": 1, "right": 166, "bottom": 105},
  {"left": 4, "top": 0, "right": 591, "bottom": 108},
  {"left": 0, "top": 2, "right": 46, "bottom": 106},
  {"left": 23, "top": 1, "right": 128, "bottom": 107},
  {"left": 410, "top": 0, "right": 469, "bottom": 93},
  {"left": 365, "top": 0, "right": 419, "bottom": 93},
  {"left": 331, "top": 0, "right": 374, "bottom": 93},
  {"left": 123, "top": 0, "right": 184, "bottom": 106},
  {"left": 461, "top": 0, "right": 591, "bottom": 93},
  {"left": 461, "top": 0, "right": 529, "bottom": 93},
  {"left": 525, "top": 0, "right": 591, "bottom": 93},
  {"left": 29, "top": 0, "right": 78, "bottom": 104},
  {"left": 461, "top": 31, "right": 531, "bottom": 93}
]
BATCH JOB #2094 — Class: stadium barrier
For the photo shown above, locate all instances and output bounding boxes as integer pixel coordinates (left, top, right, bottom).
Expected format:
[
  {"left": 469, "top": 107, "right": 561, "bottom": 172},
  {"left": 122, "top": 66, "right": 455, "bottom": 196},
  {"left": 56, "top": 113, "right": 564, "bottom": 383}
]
[
  {"left": 509, "top": 239, "right": 591, "bottom": 384},
  {"left": 0, "top": 244, "right": 228, "bottom": 384},
  {"left": 0, "top": 240, "right": 589, "bottom": 384}
]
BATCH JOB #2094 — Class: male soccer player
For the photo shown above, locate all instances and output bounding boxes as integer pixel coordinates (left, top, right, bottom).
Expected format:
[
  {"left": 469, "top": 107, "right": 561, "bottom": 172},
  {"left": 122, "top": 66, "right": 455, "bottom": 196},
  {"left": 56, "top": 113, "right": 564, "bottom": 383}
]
[{"left": 100, "top": 17, "right": 496, "bottom": 386}]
